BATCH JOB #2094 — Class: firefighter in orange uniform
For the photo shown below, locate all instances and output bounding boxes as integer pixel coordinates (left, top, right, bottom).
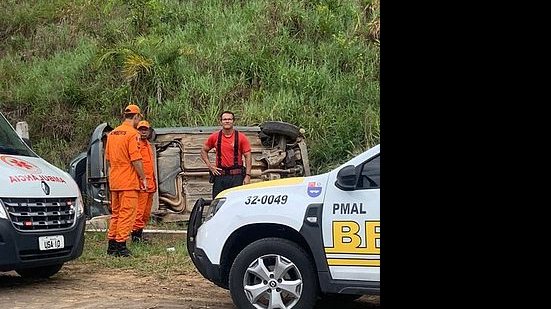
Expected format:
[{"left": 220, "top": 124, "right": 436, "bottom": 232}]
[
  {"left": 131, "top": 120, "right": 156, "bottom": 243},
  {"left": 105, "top": 104, "right": 147, "bottom": 257}
]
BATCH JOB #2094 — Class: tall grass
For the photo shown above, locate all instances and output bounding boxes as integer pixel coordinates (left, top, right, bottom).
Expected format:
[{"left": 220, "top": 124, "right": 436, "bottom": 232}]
[{"left": 0, "top": 0, "right": 379, "bottom": 173}]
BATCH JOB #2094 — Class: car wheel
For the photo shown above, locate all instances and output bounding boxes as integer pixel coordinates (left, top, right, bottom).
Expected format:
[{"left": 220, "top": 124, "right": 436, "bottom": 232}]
[
  {"left": 15, "top": 263, "right": 63, "bottom": 278},
  {"left": 260, "top": 121, "right": 301, "bottom": 141},
  {"left": 229, "top": 238, "right": 318, "bottom": 309}
]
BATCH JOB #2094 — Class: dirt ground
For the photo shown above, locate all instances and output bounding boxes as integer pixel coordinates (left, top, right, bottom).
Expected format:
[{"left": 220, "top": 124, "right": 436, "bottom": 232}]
[{"left": 0, "top": 262, "right": 380, "bottom": 309}]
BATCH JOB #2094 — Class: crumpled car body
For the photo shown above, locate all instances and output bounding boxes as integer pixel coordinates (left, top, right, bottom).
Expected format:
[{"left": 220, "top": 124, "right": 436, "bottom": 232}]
[{"left": 68, "top": 121, "right": 311, "bottom": 222}]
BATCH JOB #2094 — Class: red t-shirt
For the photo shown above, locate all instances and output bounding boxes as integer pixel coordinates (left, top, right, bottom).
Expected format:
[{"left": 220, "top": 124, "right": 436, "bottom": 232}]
[{"left": 205, "top": 130, "right": 251, "bottom": 168}]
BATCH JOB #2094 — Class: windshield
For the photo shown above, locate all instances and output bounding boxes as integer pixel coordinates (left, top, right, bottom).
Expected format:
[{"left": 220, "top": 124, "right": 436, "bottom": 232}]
[{"left": 0, "top": 113, "right": 37, "bottom": 157}]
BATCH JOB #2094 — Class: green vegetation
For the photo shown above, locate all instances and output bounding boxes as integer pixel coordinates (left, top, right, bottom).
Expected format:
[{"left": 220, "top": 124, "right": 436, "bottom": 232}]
[
  {"left": 0, "top": 0, "right": 380, "bottom": 173},
  {"left": 78, "top": 231, "right": 195, "bottom": 278}
]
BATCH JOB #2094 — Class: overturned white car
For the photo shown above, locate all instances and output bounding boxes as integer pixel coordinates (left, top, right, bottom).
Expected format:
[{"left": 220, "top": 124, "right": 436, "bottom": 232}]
[{"left": 69, "top": 121, "right": 311, "bottom": 222}]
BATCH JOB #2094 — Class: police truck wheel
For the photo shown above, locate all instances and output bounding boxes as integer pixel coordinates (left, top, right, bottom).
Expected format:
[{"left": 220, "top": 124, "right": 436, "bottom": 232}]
[
  {"left": 229, "top": 238, "right": 318, "bottom": 309},
  {"left": 15, "top": 263, "right": 63, "bottom": 278}
]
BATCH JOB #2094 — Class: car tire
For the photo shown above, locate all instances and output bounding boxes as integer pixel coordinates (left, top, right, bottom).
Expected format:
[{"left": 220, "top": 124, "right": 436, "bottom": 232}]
[
  {"left": 229, "top": 238, "right": 318, "bottom": 309},
  {"left": 15, "top": 263, "right": 63, "bottom": 278},
  {"left": 260, "top": 121, "right": 301, "bottom": 141}
]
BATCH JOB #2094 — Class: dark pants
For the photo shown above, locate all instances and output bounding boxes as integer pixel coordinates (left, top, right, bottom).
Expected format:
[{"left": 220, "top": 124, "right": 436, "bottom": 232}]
[{"left": 212, "top": 174, "right": 244, "bottom": 199}]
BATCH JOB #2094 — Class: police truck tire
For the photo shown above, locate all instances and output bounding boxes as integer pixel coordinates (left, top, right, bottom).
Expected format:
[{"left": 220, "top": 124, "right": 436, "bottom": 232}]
[
  {"left": 260, "top": 121, "right": 301, "bottom": 141},
  {"left": 15, "top": 263, "right": 63, "bottom": 278},
  {"left": 229, "top": 237, "right": 318, "bottom": 309}
]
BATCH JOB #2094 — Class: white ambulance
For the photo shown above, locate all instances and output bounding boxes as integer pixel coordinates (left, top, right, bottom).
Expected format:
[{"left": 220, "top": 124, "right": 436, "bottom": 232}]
[
  {"left": 0, "top": 112, "right": 85, "bottom": 278},
  {"left": 187, "top": 144, "right": 380, "bottom": 309}
]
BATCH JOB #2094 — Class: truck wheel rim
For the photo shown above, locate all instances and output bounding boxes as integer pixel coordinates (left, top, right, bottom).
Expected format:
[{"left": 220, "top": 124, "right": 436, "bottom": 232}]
[{"left": 243, "top": 254, "right": 303, "bottom": 309}]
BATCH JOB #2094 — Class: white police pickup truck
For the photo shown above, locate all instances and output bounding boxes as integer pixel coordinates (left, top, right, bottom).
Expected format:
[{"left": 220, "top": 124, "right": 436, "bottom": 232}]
[{"left": 187, "top": 144, "right": 380, "bottom": 309}]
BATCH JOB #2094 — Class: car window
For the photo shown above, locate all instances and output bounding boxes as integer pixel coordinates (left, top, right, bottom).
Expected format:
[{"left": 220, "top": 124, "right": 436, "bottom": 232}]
[{"left": 357, "top": 154, "right": 380, "bottom": 189}]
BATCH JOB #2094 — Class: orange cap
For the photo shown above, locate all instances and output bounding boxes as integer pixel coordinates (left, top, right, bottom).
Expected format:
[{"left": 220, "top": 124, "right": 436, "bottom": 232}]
[
  {"left": 124, "top": 104, "right": 142, "bottom": 116},
  {"left": 137, "top": 120, "right": 150, "bottom": 129}
]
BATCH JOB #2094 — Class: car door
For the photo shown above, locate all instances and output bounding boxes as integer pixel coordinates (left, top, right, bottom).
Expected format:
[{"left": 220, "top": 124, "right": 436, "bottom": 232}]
[
  {"left": 86, "top": 122, "right": 113, "bottom": 217},
  {"left": 321, "top": 151, "right": 380, "bottom": 282}
]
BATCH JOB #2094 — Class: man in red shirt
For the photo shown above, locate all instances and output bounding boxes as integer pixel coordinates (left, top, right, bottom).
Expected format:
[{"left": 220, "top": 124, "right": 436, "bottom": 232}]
[
  {"left": 131, "top": 120, "right": 157, "bottom": 243},
  {"left": 105, "top": 104, "right": 147, "bottom": 257},
  {"left": 201, "top": 111, "right": 252, "bottom": 199}
]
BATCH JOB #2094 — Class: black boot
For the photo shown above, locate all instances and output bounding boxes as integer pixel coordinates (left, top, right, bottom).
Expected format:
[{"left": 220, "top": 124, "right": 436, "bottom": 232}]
[
  {"left": 107, "top": 239, "right": 117, "bottom": 255},
  {"left": 114, "top": 241, "right": 132, "bottom": 257},
  {"left": 131, "top": 229, "right": 141, "bottom": 242},
  {"left": 131, "top": 229, "right": 149, "bottom": 243}
]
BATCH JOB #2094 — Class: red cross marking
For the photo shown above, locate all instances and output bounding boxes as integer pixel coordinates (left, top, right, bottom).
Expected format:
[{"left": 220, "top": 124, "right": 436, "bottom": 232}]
[{"left": 9, "top": 158, "right": 34, "bottom": 169}]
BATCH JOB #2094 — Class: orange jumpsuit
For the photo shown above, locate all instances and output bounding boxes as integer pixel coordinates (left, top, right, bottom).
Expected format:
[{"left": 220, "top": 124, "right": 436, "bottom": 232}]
[
  {"left": 132, "top": 138, "right": 156, "bottom": 231},
  {"left": 105, "top": 122, "right": 142, "bottom": 243}
]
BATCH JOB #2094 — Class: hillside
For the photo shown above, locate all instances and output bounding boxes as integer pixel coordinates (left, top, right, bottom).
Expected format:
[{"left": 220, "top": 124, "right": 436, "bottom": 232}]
[{"left": 0, "top": 0, "right": 379, "bottom": 173}]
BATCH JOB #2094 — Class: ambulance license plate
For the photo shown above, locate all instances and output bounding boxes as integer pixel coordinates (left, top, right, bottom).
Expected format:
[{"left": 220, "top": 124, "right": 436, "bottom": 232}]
[{"left": 39, "top": 235, "right": 64, "bottom": 250}]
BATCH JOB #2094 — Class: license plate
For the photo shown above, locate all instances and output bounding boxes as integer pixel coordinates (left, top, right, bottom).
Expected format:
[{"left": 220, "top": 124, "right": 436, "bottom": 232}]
[{"left": 38, "top": 235, "right": 64, "bottom": 251}]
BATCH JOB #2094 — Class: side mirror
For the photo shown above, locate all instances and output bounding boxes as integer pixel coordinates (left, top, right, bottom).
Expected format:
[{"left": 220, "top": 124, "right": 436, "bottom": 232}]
[
  {"left": 22, "top": 137, "right": 32, "bottom": 149},
  {"left": 335, "top": 165, "right": 357, "bottom": 191}
]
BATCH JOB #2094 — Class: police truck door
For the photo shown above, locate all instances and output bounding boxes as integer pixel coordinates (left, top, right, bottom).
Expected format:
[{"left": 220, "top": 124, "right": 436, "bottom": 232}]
[{"left": 321, "top": 152, "right": 380, "bottom": 282}]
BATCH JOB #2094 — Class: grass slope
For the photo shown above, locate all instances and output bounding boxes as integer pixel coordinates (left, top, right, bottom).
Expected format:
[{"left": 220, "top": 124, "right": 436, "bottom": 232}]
[{"left": 0, "top": 0, "right": 379, "bottom": 173}]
